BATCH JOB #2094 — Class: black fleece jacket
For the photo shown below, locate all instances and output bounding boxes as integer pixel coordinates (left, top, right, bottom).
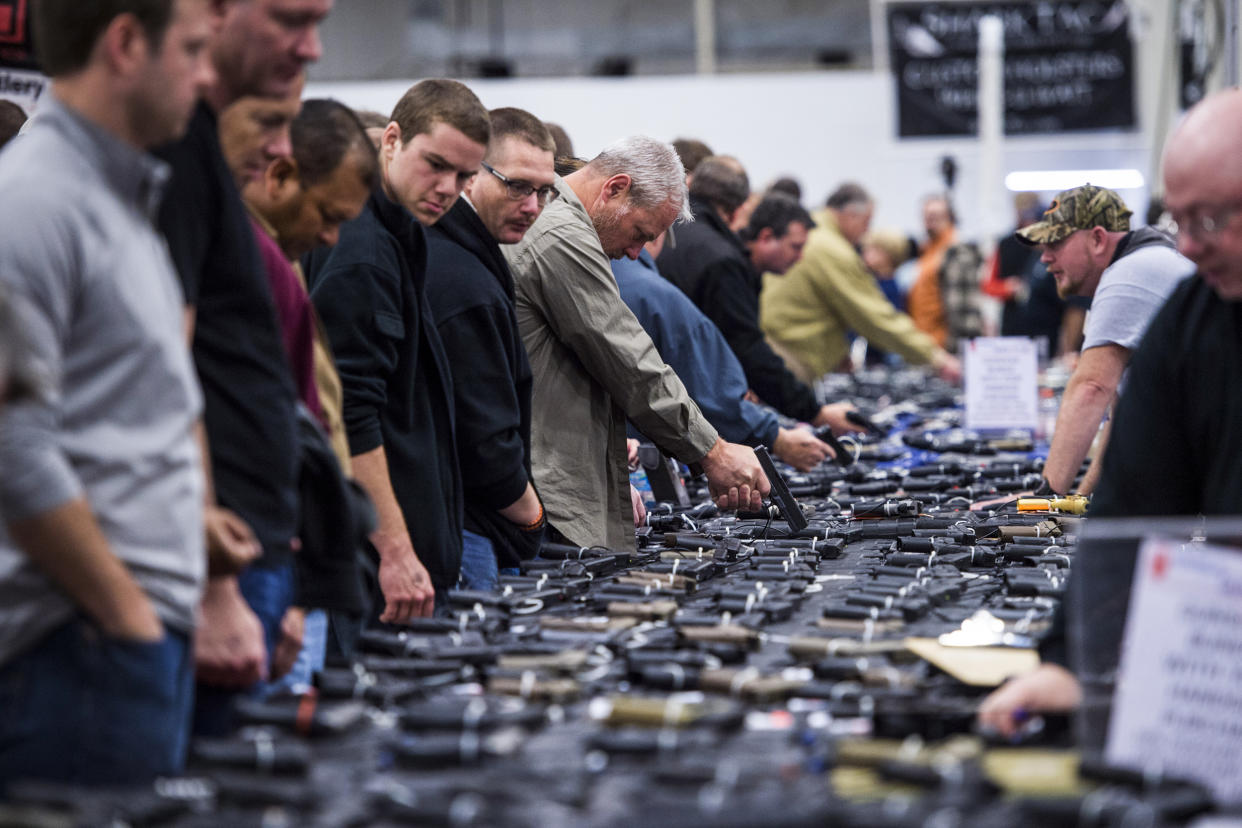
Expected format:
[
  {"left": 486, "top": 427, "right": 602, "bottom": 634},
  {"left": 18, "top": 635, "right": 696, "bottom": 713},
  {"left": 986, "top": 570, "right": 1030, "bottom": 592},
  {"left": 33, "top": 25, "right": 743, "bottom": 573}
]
[
  {"left": 304, "top": 187, "right": 463, "bottom": 592},
  {"left": 656, "top": 197, "right": 821, "bottom": 422},
  {"left": 425, "top": 200, "right": 540, "bottom": 568}
]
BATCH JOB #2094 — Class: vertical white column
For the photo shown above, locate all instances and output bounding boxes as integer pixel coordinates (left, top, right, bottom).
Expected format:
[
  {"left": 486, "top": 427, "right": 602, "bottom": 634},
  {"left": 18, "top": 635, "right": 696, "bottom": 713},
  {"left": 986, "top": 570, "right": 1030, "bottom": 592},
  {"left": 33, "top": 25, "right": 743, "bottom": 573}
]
[
  {"left": 695, "top": 0, "right": 717, "bottom": 75},
  {"left": 977, "top": 16, "right": 1006, "bottom": 252}
]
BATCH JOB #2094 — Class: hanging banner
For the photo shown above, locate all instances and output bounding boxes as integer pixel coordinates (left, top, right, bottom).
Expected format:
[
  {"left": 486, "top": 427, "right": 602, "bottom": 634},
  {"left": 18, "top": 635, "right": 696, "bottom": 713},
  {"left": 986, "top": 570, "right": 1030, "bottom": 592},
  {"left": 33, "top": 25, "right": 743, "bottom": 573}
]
[
  {"left": 887, "top": 0, "right": 1136, "bottom": 137},
  {"left": 0, "top": 0, "right": 46, "bottom": 113}
]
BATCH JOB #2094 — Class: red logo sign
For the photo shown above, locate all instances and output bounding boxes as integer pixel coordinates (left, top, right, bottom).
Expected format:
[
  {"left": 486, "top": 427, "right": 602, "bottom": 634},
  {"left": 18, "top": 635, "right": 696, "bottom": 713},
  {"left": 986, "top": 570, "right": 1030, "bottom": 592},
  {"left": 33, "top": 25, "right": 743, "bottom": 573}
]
[{"left": 0, "top": 1, "right": 26, "bottom": 46}]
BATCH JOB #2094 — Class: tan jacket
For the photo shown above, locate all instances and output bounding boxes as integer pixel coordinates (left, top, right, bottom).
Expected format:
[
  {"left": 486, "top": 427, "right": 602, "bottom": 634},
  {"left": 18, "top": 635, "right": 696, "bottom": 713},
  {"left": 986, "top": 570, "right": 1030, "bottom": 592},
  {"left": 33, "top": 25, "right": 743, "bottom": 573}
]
[
  {"left": 760, "top": 209, "right": 938, "bottom": 378},
  {"left": 504, "top": 178, "right": 718, "bottom": 550}
]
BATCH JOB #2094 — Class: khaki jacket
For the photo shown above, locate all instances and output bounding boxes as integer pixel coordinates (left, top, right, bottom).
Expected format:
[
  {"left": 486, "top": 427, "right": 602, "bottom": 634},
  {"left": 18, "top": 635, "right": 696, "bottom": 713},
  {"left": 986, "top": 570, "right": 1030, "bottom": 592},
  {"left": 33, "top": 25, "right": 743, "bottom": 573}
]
[
  {"left": 504, "top": 179, "right": 718, "bottom": 550},
  {"left": 760, "top": 209, "right": 938, "bottom": 378}
]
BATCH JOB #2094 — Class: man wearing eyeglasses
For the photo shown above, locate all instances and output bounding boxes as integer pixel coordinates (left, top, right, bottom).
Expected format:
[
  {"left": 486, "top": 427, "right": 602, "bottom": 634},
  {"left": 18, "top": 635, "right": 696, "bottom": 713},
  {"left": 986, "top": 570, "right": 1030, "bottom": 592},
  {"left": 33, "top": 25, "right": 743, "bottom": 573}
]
[
  {"left": 424, "top": 108, "right": 554, "bottom": 590},
  {"left": 1017, "top": 184, "right": 1193, "bottom": 496}
]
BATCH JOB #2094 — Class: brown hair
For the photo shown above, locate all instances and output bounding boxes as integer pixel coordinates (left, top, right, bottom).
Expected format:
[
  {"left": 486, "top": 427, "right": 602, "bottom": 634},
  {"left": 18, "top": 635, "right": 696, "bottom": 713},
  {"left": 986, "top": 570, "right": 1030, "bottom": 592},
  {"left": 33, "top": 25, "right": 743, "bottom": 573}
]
[
  {"left": 486, "top": 107, "right": 554, "bottom": 161},
  {"left": 389, "top": 79, "right": 489, "bottom": 147},
  {"left": 33, "top": 0, "right": 174, "bottom": 76}
]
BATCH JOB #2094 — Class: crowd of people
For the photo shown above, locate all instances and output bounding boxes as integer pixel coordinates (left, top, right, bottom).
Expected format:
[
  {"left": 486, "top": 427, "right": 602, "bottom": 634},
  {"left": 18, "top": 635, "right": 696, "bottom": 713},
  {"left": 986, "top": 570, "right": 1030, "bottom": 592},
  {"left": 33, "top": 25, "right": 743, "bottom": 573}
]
[{"left": 0, "top": 0, "right": 1237, "bottom": 790}]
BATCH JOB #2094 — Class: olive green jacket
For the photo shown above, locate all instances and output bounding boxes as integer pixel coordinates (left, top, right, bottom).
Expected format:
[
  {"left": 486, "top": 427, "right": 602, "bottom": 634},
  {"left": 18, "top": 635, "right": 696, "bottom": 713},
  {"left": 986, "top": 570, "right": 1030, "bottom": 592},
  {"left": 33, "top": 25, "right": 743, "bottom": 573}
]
[
  {"left": 504, "top": 178, "right": 718, "bottom": 550},
  {"left": 760, "top": 209, "right": 938, "bottom": 378}
]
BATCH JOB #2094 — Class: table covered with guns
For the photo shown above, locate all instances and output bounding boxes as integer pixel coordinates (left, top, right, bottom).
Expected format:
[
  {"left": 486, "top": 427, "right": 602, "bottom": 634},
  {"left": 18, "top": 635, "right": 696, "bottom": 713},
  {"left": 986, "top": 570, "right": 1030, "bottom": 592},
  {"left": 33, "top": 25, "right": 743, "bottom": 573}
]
[{"left": 4, "top": 369, "right": 1218, "bottom": 827}]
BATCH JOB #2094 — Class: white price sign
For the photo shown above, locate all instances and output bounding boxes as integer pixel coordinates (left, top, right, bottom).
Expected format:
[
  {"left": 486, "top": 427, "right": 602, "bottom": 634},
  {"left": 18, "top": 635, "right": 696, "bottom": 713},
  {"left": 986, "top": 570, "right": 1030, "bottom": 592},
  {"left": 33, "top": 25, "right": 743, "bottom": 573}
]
[
  {"left": 1106, "top": 537, "right": 1242, "bottom": 805},
  {"left": 963, "top": 337, "right": 1038, "bottom": 432}
]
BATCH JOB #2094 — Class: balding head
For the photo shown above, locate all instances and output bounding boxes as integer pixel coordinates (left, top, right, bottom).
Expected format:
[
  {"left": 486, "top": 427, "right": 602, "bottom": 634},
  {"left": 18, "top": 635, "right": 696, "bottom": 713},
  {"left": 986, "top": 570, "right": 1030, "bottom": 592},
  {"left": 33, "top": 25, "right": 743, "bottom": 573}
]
[{"left": 1163, "top": 89, "right": 1242, "bottom": 299}]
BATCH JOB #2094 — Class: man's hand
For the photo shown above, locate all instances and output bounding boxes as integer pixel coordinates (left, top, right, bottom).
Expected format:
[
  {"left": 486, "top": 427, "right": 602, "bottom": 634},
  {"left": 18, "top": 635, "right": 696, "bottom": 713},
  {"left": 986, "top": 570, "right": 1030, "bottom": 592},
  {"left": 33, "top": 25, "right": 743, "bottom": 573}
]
[
  {"left": 810, "top": 402, "right": 859, "bottom": 436},
  {"left": 772, "top": 427, "right": 834, "bottom": 471},
  {"left": 195, "top": 576, "right": 267, "bottom": 688},
  {"left": 374, "top": 532, "right": 435, "bottom": 623},
  {"left": 205, "top": 506, "right": 262, "bottom": 576},
  {"left": 101, "top": 594, "right": 165, "bottom": 643},
  {"left": 976, "top": 663, "right": 1082, "bottom": 739},
  {"left": 932, "top": 350, "right": 964, "bottom": 384},
  {"left": 699, "top": 438, "right": 770, "bottom": 511},
  {"left": 630, "top": 484, "right": 647, "bottom": 527},
  {"left": 270, "top": 606, "right": 306, "bottom": 681},
  {"left": 626, "top": 438, "right": 641, "bottom": 470}
]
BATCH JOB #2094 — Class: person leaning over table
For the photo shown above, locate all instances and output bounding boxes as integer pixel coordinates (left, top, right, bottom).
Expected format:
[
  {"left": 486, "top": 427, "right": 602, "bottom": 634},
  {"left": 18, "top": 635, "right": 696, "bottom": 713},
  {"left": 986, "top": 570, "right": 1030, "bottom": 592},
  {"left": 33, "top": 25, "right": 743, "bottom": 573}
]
[
  {"left": 978, "top": 89, "right": 1242, "bottom": 738},
  {"left": 760, "top": 183, "right": 962, "bottom": 382}
]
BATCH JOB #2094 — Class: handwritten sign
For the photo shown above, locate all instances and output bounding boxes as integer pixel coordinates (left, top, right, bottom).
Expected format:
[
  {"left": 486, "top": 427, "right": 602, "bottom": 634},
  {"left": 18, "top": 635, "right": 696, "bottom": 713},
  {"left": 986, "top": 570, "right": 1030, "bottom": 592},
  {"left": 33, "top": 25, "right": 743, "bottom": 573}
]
[
  {"left": 963, "top": 337, "right": 1038, "bottom": 432},
  {"left": 1106, "top": 537, "right": 1242, "bottom": 806}
]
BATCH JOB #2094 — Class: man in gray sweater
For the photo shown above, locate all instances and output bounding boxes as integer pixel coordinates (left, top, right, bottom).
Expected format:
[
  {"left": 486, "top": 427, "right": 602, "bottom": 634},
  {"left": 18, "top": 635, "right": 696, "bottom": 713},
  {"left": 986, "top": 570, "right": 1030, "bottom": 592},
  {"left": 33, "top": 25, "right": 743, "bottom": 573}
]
[{"left": 0, "top": 0, "right": 213, "bottom": 784}]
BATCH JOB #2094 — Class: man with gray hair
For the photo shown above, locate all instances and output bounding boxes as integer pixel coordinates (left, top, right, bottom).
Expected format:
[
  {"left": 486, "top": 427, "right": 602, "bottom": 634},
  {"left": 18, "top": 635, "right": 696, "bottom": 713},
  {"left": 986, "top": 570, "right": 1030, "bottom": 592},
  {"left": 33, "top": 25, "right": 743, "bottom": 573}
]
[{"left": 504, "top": 136, "right": 769, "bottom": 552}]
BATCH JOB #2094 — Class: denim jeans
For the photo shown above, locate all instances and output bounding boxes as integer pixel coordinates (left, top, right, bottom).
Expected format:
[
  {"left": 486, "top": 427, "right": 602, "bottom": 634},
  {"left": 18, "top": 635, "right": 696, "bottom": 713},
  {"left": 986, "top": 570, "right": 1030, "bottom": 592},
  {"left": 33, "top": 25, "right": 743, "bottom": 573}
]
[
  {"left": 458, "top": 529, "right": 500, "bottom": 591},
  {"left": 267, "top": 609, "right": 327, "bottom": 695},
  {"left": 0, "top": 617, "right": 193, "bottom": 786},
  {"left": 238, "top": 562, "right": 296, "bottom": 658}
]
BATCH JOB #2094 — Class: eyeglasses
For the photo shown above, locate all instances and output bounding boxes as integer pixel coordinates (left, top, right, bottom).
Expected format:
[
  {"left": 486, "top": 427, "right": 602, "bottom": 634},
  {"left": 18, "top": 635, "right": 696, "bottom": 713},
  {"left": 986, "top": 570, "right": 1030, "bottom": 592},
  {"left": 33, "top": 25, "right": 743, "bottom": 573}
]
[
  {"left": 481, "top": 162, "right": 559, "bottom": 206},
  {"left": 1168, "top": 200, "right": 1242, "bottom": 242}
]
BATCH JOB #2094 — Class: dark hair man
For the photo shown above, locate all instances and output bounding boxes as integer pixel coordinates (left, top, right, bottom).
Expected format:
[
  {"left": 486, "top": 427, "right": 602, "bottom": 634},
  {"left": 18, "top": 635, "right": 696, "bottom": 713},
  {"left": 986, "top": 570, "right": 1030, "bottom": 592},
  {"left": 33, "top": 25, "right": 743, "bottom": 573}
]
[
  {"left": 0, "top": 0, "right": 214, "bottom": 783},
  {"left": 220, "top": 91, "right": 376, "bottom": 685},
  {"left": 504, "top": 136, "right": 770, "bottom": 552},
  {"left": 761, "top": 182, "right": 962, "bottom": 382},
  {"left": 307, "top": 79, "right": 489, "bottom": 621},
  {"left": 154, "top": 0, "right": 333, "bottom": 728},
  {"left": 658, "top": 159, "right": 857, "bottom": 434},
  {"left": 1021, "top": 185, "right": 1194, "bottom": 495},
  {"left": 424, "top": 107, "right": 554, "bottom": 589}
]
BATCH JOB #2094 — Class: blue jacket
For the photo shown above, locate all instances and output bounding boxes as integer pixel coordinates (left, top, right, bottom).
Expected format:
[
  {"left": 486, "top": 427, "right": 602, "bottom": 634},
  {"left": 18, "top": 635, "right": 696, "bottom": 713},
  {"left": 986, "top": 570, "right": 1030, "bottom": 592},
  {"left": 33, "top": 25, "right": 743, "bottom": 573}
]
[{"left": 612, "top": 250, "right": 779, "bottom": 448}]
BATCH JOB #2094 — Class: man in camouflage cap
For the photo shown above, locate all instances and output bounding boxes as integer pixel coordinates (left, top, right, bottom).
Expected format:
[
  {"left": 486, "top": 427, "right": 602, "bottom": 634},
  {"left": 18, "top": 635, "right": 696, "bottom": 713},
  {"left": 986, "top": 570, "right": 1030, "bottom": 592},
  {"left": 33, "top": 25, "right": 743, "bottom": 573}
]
[{"left": 1018, "top": 184, "right": 1194, "bottom": 496}]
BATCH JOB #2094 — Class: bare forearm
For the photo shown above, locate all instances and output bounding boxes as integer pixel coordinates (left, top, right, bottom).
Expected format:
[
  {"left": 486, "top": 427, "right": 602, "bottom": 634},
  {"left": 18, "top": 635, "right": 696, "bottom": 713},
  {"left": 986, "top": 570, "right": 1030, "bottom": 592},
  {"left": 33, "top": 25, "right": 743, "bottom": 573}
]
[
  {"left": 1076, "top": 417, "right": 1112, "bottom": 496},
  {"left": 1044, "top": 376, "right": 1113, "bottom": 494},
  {"left": 8, "top": 499, "right": 160, "bottom": 639},
  {"left": 498, "top": 483, "right": 542, "bottom": 526},
  {"left": 351, "top": 446, "right": 412, "bottom": 556}
]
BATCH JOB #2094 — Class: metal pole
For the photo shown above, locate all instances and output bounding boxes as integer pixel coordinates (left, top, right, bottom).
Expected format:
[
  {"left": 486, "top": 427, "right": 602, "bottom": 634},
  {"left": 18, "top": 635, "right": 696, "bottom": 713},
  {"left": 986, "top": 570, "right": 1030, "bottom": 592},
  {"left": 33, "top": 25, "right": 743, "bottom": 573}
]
[
  {"left": 978, "top": 16, "right": 1005, "bottom": 250},
  {"left": 695, "top": 0, "right": 717, "bottom": 75}
]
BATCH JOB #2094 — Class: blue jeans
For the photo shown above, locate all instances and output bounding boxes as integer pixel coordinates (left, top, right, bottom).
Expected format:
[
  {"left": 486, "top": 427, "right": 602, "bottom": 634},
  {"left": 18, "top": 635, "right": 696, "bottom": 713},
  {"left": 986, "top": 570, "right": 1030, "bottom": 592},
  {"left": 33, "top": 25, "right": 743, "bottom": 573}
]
[
  {"left": 0, "top": 617, "right": 193, "bottom": 786},
  {"left": 458, "top": 529, "right": 500, "bottom": 591},
  {"left": 267, "top": 609, "right": 326, "bottom": 695}
]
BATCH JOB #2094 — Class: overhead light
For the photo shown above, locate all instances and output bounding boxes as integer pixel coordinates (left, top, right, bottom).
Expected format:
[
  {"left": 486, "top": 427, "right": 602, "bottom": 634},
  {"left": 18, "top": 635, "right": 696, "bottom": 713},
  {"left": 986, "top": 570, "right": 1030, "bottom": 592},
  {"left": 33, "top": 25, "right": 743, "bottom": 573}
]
[{"left": 1005, "top": 169, "right": 1145, "bottom": 192}]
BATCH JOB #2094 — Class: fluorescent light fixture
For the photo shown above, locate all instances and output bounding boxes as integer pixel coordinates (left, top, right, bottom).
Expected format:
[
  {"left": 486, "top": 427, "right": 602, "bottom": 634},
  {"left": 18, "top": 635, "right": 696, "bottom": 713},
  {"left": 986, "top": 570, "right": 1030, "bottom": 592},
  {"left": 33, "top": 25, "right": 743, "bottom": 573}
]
[{"left": 1005, "top": 169, "right": 1145, "bottom": 192}]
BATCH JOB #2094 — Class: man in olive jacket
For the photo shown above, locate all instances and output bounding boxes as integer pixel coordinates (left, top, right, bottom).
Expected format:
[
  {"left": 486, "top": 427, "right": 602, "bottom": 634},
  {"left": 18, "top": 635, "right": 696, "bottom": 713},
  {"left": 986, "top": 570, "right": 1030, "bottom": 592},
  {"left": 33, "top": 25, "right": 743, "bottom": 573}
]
[{"left": 761, "top": 183, "right": 961, "bottom": 381}]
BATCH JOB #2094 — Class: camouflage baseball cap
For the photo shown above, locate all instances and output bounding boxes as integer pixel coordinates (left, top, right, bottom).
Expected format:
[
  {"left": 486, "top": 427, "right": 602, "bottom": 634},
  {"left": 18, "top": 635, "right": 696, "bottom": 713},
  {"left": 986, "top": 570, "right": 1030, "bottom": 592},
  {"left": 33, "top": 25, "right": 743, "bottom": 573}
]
[{"left": 1015, "top": 184, "right": 1132, "bottom": 245}]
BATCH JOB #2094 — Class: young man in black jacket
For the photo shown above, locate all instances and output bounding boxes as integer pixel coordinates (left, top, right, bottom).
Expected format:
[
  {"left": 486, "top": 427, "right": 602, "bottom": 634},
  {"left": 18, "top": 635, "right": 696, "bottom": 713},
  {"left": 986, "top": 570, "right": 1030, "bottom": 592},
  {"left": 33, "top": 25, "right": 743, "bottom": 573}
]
[
  {"left": 424, "top": 108, "right": 554, "bottom": 589},
  {"left": 306, "top": 80, "right": 489, "bottom": 621},
  {"left": 656, "top": 157, "right": 854, "bottom": 434}
]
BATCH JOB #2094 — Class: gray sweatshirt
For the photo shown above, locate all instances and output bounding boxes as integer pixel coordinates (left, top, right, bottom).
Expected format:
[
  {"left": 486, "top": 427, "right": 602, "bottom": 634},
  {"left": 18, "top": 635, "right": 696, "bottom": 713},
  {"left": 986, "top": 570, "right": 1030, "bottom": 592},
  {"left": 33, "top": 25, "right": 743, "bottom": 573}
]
[{"left": 0, "top": 97, "right": 205, "bottom": 665}]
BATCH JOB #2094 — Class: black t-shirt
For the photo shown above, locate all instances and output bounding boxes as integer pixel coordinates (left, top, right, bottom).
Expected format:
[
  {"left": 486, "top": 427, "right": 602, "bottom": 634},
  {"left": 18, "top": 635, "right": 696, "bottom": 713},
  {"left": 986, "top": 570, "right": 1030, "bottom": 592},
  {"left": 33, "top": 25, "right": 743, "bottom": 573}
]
[
  {"left": 1091, "top": 274, "right": 1242, "bottom": 517},
  {"left": 155, "top": 102, "right": 299, "bottom": 560}
]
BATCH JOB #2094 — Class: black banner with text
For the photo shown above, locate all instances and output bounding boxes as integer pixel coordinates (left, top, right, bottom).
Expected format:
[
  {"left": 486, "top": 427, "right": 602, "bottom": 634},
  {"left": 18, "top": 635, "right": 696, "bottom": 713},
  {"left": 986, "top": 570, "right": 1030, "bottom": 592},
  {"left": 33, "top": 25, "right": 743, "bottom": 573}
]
[{"left": 888, "top": 0, "right": 1136, "bottom": 137}]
